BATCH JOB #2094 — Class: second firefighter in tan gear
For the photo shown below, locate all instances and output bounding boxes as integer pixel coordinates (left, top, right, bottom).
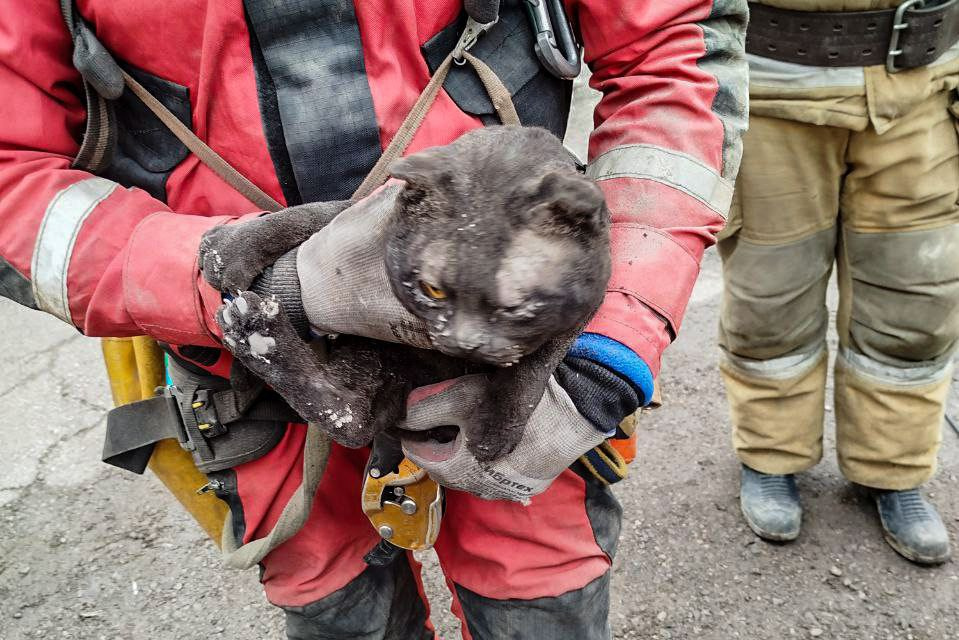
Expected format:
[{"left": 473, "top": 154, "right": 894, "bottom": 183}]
[{"left": 722, "top": 0, "right": 958, "bottom": 561}]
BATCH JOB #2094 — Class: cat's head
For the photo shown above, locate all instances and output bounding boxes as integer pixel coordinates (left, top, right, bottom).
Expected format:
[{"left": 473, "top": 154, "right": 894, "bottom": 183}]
[{"left": 384, "top": 126, "right": 611, "bottom": 366}]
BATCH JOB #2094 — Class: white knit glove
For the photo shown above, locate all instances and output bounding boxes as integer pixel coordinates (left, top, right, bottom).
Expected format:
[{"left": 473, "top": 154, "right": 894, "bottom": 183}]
[{"left": 399, "top": 375, "right": 606, "bottom": 503}]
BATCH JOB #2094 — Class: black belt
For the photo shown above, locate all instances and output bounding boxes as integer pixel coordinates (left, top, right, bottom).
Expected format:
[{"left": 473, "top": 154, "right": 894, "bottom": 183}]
[{"left": 746, "top": 0, "right": 959, "bottom": 72}]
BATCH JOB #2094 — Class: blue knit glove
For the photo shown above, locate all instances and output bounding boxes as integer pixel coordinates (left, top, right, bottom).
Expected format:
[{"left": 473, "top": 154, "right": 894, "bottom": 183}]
[{"left": 560, "top": 333, "right": 654, "bottom": 436}]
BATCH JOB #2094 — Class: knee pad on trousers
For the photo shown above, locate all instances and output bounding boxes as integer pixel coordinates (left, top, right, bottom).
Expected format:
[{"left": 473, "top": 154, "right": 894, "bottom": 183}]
[
  {"left": 282, "top": 560, "right": 431, "bottom": 640},
  {"left": 842, "top": 223, "right": 959, "bottom": 365},
  {"left": 722, "top": 346, "right": 828, "bottom": 474},
  {"left": 834, "top": 347, "right": 952, "bottom": 490},
  {"left": 719, "top": 226, "right": 836, "bottom": 360},
  {"left": 454, "top": 572, "right": 612, "bottom": 640}
]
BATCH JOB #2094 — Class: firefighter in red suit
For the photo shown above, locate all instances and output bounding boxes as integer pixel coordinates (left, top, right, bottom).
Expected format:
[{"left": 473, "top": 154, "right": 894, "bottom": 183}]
[{"left": 0, "top": 1, "right": 747, "bottom": 637}]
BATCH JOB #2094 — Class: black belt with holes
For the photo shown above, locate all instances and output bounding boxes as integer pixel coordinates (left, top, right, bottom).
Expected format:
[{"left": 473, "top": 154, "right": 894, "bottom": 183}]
[{"left": 746, "top": 0, "right": 959, "bottom": 72}]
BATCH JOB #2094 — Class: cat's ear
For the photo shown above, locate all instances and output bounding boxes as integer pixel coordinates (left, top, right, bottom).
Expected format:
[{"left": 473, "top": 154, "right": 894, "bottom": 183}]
[
  {"left": 520, "top": 171, "right": 608, "bottom": 237},
  {"left": 389, "top": 147, "right": 452, "bottom": 191},
  {"left": 390, "top": 148, "right": 454, "bottom": 219}
]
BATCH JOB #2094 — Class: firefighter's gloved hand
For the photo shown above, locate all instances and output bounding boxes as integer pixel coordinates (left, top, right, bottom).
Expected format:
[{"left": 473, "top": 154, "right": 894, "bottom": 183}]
[
  {"left": 399, "top": 358, "right": 640, "bottom": 503},
  {"left": 294, "top": 184, "right": 432, "bottom": 348},
  {"left": 199, "top": 184, "right": 429, "bottom": 345}
]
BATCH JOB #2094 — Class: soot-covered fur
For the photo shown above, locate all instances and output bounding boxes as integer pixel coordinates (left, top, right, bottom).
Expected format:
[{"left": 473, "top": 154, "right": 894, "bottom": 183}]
[{"left": 199, "top": 126, "right": 611, "bottom": 462}]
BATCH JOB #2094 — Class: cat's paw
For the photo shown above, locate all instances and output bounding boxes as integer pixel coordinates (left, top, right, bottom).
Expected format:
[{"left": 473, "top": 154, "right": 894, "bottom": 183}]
[
  {"left": 216, "top": 291, "right": 291, "bottom": 373},
  {"left": 312, "top": 344, "right": 409, "bottom": 448},
  {"left": 308, "top": 380, "right": 403, "bottom": 449},
  {"left": 199, "top": 224, "right": 271, "bottom": 292}
]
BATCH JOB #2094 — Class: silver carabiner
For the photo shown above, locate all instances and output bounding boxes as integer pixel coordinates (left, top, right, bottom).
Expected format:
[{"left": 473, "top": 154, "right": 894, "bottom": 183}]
[{"left": 523, "top": 0, "right": 582, "bottom": 79}]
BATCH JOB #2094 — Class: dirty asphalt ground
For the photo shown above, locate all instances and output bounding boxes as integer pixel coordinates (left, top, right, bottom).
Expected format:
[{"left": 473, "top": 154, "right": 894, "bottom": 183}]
[{"left": 2, "top": 84, "right": 959, "bottom": 640}]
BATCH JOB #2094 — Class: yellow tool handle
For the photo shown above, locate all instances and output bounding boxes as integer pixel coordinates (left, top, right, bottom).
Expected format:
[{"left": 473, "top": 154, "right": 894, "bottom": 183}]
[{"left": 101, "top": 337, "right": 227, "bottom": 544}]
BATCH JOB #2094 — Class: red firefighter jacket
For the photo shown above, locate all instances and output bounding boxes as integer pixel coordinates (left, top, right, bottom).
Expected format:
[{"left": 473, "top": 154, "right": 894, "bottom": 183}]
[{"left": 0, "top": 0, "right": 747, "bottom": 379}]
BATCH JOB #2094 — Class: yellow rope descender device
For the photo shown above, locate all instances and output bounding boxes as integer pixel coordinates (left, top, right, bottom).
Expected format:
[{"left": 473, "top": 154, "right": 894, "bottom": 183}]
[{"left": 361, "top": 457, "right": 443, "bottom": 553}]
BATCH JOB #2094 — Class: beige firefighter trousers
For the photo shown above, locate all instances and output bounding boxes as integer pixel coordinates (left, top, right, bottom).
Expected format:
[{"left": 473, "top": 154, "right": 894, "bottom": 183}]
[{"left": 718, "top": 89, "right": 959, "bottom": 490}]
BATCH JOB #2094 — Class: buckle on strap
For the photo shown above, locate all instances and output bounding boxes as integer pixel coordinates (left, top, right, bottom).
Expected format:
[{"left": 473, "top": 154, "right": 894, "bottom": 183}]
[
  {"left": 166, "top": 385, "right": 228, "bottom": 450},
  {"left": 887, "top": 0, "right": 927, "bottom": 72},
  {"left": 452, "top": 16, "right": 498, "bottom": 65}
]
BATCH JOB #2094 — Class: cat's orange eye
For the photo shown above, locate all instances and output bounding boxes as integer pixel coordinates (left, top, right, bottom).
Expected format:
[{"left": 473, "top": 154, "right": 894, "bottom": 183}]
[{"left": 419, "top": 281, "right": 448, "bottom": 300}]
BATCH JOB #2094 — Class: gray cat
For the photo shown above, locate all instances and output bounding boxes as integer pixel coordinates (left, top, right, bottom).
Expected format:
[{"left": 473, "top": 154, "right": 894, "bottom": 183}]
[{"left": 199, "top": 126, "right": 611, "bottom": 463}]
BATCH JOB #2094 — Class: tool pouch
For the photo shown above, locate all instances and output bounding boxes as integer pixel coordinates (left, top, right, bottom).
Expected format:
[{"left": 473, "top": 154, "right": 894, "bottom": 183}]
[
  {"left": 61, "top": 1, "right": 193, "bottom": 201},
  {"left": 102, "top": 354, "right": 298, "bottom": 475}
]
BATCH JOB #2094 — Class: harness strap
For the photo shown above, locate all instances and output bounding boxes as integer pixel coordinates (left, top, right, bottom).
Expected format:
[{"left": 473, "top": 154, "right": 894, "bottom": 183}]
[
  {"left": 103, "top": 395, "right": 184, "bottom": 474},
  {"left": 221, "top": 425, "right": 331, "bottom": 568},
  {"left": 351, "top": 50, "right": 520, "bottom": 201},
  {"left": 102, "top": 374, "right": 301, "bottom": 475}
]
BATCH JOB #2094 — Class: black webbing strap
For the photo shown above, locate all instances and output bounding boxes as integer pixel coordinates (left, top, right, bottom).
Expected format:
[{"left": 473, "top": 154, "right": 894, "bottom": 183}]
[
  {"left": 103, "top": 394, "right": 184, "bottom": 474},
  {"left": 103, "top": 383, "right": 302, "bottom": 475},
  {"left": 210, "top": 388, "right": 303, "bottom": 425},
  {"left": 464, "top": 0, "right": 500, "bottom": 24}
]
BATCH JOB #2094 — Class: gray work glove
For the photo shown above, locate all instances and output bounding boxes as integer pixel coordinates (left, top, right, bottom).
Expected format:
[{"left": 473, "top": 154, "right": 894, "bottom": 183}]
[
  {"left": 399, "top": 374, "right": 610, "bottom": 503},
  {"left": 199, "top": 183, "right": 429, "bottom": 347},
  {"left": 293, "top": 183, "right": 431, "bottom": 347}
]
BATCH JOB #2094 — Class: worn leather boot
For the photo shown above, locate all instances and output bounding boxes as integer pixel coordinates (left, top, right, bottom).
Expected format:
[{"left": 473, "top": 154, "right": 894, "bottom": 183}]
[
  {"left": 739, "top": 464, "right": 802, "bottom": 541},
  {"left": 875, "top": 488, "right": 951, "bottom": 565}
]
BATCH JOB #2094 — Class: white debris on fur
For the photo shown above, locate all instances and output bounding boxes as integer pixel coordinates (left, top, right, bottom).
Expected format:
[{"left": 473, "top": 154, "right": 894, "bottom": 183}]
[
  {"left": 249, "top": 352, "right": 272, "bottom": 365},
  {"left": 322, "top": 406, "right": 354, "bottom": 429},
  {"left": 202, "top": 241, "right": 223, "bottom": 275},
  {"left": 262, "top": 296, "right": 280, "bottom": 318},
  {"left": 248, "top": 332, "right": 276, "bottom": 357}
]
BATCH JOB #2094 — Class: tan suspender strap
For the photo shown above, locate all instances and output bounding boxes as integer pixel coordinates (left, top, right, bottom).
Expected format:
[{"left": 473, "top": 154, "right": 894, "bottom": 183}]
[
  {"left": 351, "top": 51, "right": 521, "bottom": 201},
  {"left": 120, "top": 71, "right": 284, "bottom": 213},
  {"left": 462, "top": 51, "right": 520, "bottom": 125},
  {"left": 220, "top": 424, "right": 331, "bottom": 568},
  {"left": 350, "top": 54, "right": 456, "bottom": 201}
]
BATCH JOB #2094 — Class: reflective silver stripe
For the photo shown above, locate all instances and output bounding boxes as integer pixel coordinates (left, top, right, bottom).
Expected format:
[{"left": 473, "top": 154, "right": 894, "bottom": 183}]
[
  {"left": 31, "top": 178, "right": 119, "bottom": 323},
  {"left": 587, "top": 144, "right": 734, "bottom": 217},
  {"left": 748, "top": 41, "right": 959, "bottom": 90},
  {"left": 838, "top": 347, "right": 953, "bottom": 387},
  {"left": 747, "top": 53, "right": 864, "bottom": 89},
  {"left": 722, "top": 344, "right": 825, "bottom": 380}
]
